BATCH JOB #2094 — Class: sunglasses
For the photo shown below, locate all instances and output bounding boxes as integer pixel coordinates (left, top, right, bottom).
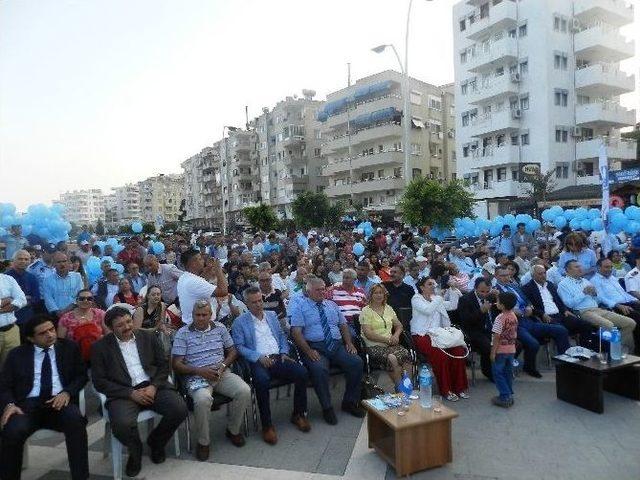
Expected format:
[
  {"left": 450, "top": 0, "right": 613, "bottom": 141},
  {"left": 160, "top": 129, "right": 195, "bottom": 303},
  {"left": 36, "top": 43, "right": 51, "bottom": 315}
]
[{"left": 78, "top": 296, "right": 94, "bottom": 301}]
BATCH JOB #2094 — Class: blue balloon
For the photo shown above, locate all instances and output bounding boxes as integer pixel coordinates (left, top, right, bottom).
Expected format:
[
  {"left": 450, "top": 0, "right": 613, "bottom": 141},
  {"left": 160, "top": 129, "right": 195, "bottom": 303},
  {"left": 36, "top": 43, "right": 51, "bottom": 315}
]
[
  {"left": 563, "top": 209, "right": 576, "bottom": 220},
  {"left": 591, "top": 218, "right": 604, "bottom": 231},
  {"left": 113, "top": 263, "right": 125, "bottom": 274},
  {"left": 525, "top": 219, "right": 541, "bottom": 234},
  {"left": 569, "top": 218, "right": 581, "bottom": 230},
  {"left": 131, "top": 222, "right": 143, "bottom": 233},
  {"left": 575, "top": 208, "right": 589, "bottom": 220},
  {"left": 580, "top": 219, "right": 592, "bottom": 231},
  {"left": 86, "top": 257, "right": 102, "bottom": 276},
  {"left": 588, "top": 208, "right": 600, "bottom": 219},
  {"left": 553, "top": 216, "right": 567, "bottom": 228},
  {"left": 152, "top": 241, "right": 165, "bottom": 255},
  {"left": 352, "top": 243, "right": 365, "bottom": 256}
]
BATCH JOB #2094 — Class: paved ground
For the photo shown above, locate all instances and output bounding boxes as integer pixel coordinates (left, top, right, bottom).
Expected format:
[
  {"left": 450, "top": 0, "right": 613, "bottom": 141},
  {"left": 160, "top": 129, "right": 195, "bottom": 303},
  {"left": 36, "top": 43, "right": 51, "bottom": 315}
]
[{"left": 20, "top": 366, "right": 640, "bottom": 480}]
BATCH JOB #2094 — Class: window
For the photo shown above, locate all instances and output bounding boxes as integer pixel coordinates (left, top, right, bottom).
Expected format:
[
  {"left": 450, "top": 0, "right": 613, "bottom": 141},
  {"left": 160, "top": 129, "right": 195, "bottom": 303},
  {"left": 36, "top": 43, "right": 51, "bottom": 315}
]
[
  {"left": 461, "top": 83, "right": 468, "bottom": 95},
  {"left": 520, "top": 95, "right": 529, "bottom": 110},
  {"left": 553, "top": 16, "right": 561, "bottom": 31},
  {"left": 554, "top": 53, "right": 568, "bottom": 70},
  {"left": 519, "top": 60, "right": 528, "bottom": 75},
  {"left": 460, "top": 51, "right": 467, "bottom": 64},
  {"left": 561, "top": 18, "right": 567, "bottom": 32},
  {"left": 394, "top": 167, "right": 402, "bottom": 177},
  {"left": 521, "top": 133, "right": 530, "bottom": 145},
  {"left": 496, "top": 66, "right": 504, "bottom": 76},
  {"left": 411, "top": 143, "right": 422, "bottom": 155},
  {"left": 480, "top": 3, "right": 489, "bottom": 19},
  {"left": 554, "top": 89, "right": 568, "bottom": 106},
  {"left": 555, "top": 128, "right": 568, "bottom": 143},
  {"left": 428, "top": 96, "right": 442, "bottom": 110},
  {"left": 459, "top": 19, "right": 466, "bottom": 31},
  {"left": 511, "top": 169, "right": 519, "bottom": 181},
  {"left": 378, "top": 169, "right": 384, "bottom": 178},
  {"left": 410, "top": 91, "right": 422, "bottom": 105},
  {"left": 497, "top": 168, "right": 507, "bottom": 181},
  {"left": 314, "top": 148, "right": 321, "bottom": 157},
  {"left": 508, "top": 28, "right": 516, "bottom": 38},
  {"left": 519, "top": 23, "right": 527, "bottom": 37},
  {"left": 556, "top": 165, "right": 569, "bottom": 179},
  {"left": 378, "top": 144, "right": 384, "bottom": 152},
  {"left": 463, "top": 146, "right": 469, "bottom": 158},
  {"left": 462, "top": 113, "right": 470, "bottom": 127},
  {"left": 511, "top": 135, "right": 519, "bottom": 145},
  {"left": 496, "top": 134, "right": 505, "bottom": 146}
]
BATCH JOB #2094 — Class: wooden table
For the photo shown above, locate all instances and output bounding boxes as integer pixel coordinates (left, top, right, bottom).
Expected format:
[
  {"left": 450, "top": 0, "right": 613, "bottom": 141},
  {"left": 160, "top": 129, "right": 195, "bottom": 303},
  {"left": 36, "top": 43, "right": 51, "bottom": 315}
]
[
  {"left": 362, "top": 399, "right": 458, "bottom": 476},
  {"left": 554, "top": 354, "right": 640, "bottom": 413}
]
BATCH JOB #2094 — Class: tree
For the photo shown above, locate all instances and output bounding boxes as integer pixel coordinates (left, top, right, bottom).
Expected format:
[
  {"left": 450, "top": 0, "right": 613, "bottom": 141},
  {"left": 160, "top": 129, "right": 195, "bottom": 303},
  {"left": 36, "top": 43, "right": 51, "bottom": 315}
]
[
  {"left": 243, "top": 203, "right": 280, "bottom": 232},
  {"left": 95, "top": 219, "right": 105, "bottom": 236},
  {"left": 521, "top": 170, "right": 556, "bottom": 217},
  {"left": 399, "top": 178, "right": 475, "bottom": 228},
  {"left": 292, "top": 192, "right": 330, "bottom": 229},
  {"left": 142, "top": 223, "right": 156, "bottom": 234},
  {"left": 325, "top": 201, "right": 346, "bottom": 228}
]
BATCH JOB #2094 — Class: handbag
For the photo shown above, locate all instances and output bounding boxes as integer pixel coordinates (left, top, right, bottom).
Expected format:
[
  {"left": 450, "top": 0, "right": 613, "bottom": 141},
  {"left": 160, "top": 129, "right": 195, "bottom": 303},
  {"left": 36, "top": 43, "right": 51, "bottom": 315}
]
[{"left": 429, "top": 326, "right": 469, "bottom": 359}]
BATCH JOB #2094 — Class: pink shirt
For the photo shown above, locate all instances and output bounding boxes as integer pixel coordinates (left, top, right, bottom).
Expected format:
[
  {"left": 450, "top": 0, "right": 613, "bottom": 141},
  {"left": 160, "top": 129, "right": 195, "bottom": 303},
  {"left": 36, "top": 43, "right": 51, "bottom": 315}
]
[
  {"left": 59, "top": 308, "right": 105, "bottom": 341},
  {"left": 492, "top": 311, "right": 518, "bottom": 354}
]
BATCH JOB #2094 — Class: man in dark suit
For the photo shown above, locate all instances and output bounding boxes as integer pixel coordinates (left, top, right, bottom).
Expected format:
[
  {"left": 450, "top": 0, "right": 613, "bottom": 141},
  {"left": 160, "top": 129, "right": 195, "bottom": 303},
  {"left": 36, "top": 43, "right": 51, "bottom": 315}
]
[
  {"left": 457, "top": 278, "right": 494, "bottom": 381},
  {"left": 91, "top": 306, "right": 187, "bottom": 478},
  {"left": 522, "top": 265, "right": 596, "bottom": 348},
  {"left": 0, "top": 315, "right": 89, "bottom": 480}
]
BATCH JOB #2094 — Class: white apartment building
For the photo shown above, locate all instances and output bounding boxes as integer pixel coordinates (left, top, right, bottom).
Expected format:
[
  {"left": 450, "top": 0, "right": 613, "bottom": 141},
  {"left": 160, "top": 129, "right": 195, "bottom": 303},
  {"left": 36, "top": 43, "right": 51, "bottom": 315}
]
[
  {"left": 58, "top": 189, "right": 105, "bottom": 226},
  {"left": 454, "top": 0, "right": 636, "bottom": 217},
  {"left": 138, "top": 173, "right": 184, "bottom": 225},
  {"left": 251, "top": 91, "right": 326, "bottom": 219},
  {"left": 112, "top": 183, "right": 141, "bottom": 226},
  {"left": 182, "top": 147, "right": 223, "bottom": 230},
  {"left": 104, "top": 194, "right": 117, "bottom": 231},
  {"left": 319, "top": 70, "right": 456, "bottom": 218}
]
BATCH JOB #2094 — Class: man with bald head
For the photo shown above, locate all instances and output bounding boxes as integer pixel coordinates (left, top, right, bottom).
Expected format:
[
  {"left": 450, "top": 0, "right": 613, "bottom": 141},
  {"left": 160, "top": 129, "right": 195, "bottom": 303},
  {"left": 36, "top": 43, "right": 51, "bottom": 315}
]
[
  {"left": 41, "top": 252, "right": 84, "bottom": 320},
  {"left": 523, "top": 264, "right": 595, "bottom": 347},
  {"left": 4, "top": 250, "right": 40, "bottom": 328}
]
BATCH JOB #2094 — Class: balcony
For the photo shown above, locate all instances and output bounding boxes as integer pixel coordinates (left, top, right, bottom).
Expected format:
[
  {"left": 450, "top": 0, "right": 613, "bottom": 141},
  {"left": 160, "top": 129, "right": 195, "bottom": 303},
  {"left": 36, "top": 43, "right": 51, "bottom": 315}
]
[
  {"left": 469, "top": 108, "right": 521, "bottom": 138},
  {"left": 323, "top": 150, "right": 404, "bottom": 176},
  {"left": 469, "top": 145, "right": 520, "bottom": 169},
  {"left": 466, "top": 38, "right": 518, "bottom": 73},
  {"left": 574, "top": 0, "right": 634, "bottom": 28},
  {"left": 465, "top": 1, "right": 518, "bottom": 41},
  {"left": 576, "top": 101, "right": 636, "bottom": 128},
  {"left": 576, "top": 174, "right": 601, "bottom": 186},
  {"left": 576, "top": 138, "right": 637, "bottom": 161},
  {"left": 470, "top": 179, "right": 521, "bottom": 199},
  {"left": 575, "top": 63, "right": 634, "bottom": 97},
  {"left": 467, "top": 73, "right": 520, "bottom": 105},
  {"left": 574, "top": 24, "right": 635, "bottom": 63},
  {"left": 323, "top": 123, "right": 403, "bottom": 153},
  {"left": 324, "top": 94, "right": 403, "bottom": 129},
  {"left": 325, "top": 177, "right": 405, "bottom": 197},
  {"left": 234, "top": 141, "right": 253, "bottom": 152}
]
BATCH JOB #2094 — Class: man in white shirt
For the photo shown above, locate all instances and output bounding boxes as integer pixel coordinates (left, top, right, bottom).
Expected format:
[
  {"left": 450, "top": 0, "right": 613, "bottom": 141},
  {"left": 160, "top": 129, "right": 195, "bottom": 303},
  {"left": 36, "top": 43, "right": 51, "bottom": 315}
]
[
  {"left": 513, "top": 245, "right": 531, "bottom": 278},
  {"left": 0, "top": 272, "right": 27, "bottom": 366},
  {"left": 231, "top": 287, "right": 310, "bottom": 445},
  {"left": 624, "top": 256, "right": 640, "bottom": 300},
  {"left": 177, "top": 250, "right": 228, "bottom": 325}
]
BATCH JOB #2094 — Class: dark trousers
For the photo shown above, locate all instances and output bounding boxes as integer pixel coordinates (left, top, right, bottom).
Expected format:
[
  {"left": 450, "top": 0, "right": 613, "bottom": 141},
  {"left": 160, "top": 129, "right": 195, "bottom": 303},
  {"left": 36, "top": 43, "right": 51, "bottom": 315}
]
[
  {"left": 302, "top": 342, "right": 363, "bottom": 410},
  {"left": 518, "top": 317, "right": 570, "bottom": 371},
  {"left": 0, "top": 399, "right": 88, "bottom": 480},
  {"left": 492, "top": 354, "right": 514, "bottom": 401},
  {"left": 549, "top": 313, "right": 597, "bottom": 349},
  {"left": 250, "top": 356, "right": 309, "bottom": 428},
  {"left": 615, "top": 302, "right": 640, "bottom": 355},
  {"left": 465, "top": 330, "right": 492, "bottom": 380},
  {"left": 106, "top": 388, "right": 187, "bottom": 450}
]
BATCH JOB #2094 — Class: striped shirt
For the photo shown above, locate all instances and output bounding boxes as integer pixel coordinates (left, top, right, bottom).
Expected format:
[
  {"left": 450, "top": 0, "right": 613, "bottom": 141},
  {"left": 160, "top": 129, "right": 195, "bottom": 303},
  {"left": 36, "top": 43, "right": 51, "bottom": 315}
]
[
  {"left": 326, "top": 284, "right": 367, "bottom": 322},
  {"left": 171, "top": 321, "right": 233, "bottom": 380}
]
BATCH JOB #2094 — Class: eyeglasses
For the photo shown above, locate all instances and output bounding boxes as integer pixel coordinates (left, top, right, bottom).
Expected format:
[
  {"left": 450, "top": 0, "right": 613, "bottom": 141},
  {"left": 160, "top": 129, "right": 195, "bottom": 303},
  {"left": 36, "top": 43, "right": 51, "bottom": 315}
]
[{"left": 78, "top": 296, "right": 94, "bottom": 301}]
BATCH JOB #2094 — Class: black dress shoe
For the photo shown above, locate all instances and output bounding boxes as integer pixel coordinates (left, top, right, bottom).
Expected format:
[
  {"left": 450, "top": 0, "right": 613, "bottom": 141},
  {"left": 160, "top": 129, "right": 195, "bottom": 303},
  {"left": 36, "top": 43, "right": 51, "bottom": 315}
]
[
  {"left": 147, "top": 438, "right": 166, "bottom": 464},
  {"left": 125, "top": 441, "right": 143, "bottom": 477},
  {"left": 524, "top": 368, "right": 542, "bottom": 378},
  {"left": 322, "top": 407, "right": 338, "bottom": 425},
  {"left": 341, "top": 401, "right": 366, "bottom": 418}
]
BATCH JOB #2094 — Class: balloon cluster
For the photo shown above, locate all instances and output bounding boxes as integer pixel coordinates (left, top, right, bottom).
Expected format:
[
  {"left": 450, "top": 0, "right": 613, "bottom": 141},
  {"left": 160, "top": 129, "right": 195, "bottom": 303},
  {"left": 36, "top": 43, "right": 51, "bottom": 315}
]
[
  {"left": 437, "top": 214, "right": 542, "bottom": 240},
  {"left": 355, "top": 221, "right": 374, "bottom": 238},
  {"left": 604, "top": 207, "right": 640, "bottom": 235},
  {"left": 0, "top": 203, "right": 71, "bottom": 243},
  {"left": 541, "top": 206, "right": 605, "bottom": 232}
]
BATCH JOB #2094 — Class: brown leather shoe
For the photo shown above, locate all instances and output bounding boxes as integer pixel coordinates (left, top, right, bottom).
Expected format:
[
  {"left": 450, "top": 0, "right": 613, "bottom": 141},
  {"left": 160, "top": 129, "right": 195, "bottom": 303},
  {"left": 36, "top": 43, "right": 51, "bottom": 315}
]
[
  {"left": 290, "top": 413, "right": 311, "bottom": 432},
  {"left": 195, "top": 443, "right": 209, "bottom": 461},
  {"left": 262, "top": 425, "right": 278, "bottom": 445},
  {"left": 225, "top": 428, "right": 246, "bottom": 447}
]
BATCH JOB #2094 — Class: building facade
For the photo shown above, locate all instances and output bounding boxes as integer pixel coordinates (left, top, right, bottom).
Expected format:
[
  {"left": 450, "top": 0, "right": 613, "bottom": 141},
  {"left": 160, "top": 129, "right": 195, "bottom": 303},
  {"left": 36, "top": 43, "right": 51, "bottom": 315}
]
[
  {"left": 138, "top": 173, "right": 184, "bottom": 226},
  {"left": 318, "top": 70, "right": 456, "bottom": 217},
  {"left": 182, "top": 147, "right": 223, "bottom": 230},
  {"left": 453, "top": 0, "right": 636, "bottom": 217},
  {"left": 57, "top": 189, "right": 105, "bottom": 226},
  {"left": 111, "top": 183, "right": 141, "bottom": 227}
]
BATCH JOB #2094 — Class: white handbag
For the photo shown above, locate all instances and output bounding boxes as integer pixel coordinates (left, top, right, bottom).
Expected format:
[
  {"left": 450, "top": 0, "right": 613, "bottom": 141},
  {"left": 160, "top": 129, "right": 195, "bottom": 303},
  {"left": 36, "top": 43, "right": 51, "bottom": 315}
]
[{"left": 429, "top": 327, "right": 469, "bottom": 359}]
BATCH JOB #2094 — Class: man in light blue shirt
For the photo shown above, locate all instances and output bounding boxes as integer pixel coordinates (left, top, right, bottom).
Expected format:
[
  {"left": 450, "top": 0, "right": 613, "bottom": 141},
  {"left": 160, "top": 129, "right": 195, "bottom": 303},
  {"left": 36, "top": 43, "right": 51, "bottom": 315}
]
[
  {"left": 0, "top": 225, "right": 28, "bottom": 261},
  {"left": 42, "top": 252, "right": 84, "bottom": 319},
  {"left": 354, "top": 261, "right": 376, "bottom": 295},
  {"left": 449, "top": 248, "right": 474, "bottom": 275},
  {"left": 558, "top": 260, "right": 636, "bottom": 351},
  {"left": 557, "top": 234, "right": 598, "bottom": 277},
  {"left": 490, "top": 225, "right": 514, "bottom": 257}
]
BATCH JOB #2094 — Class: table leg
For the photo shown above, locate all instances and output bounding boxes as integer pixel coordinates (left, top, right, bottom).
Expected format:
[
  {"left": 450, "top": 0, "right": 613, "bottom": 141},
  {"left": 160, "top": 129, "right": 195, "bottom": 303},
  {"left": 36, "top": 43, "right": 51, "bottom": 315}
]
[
  {"left": 555, "top": 363, "right": 603, "bottom": 413},
  {"left": 604, "top": 365, "right": 640, "bottom": 400}
]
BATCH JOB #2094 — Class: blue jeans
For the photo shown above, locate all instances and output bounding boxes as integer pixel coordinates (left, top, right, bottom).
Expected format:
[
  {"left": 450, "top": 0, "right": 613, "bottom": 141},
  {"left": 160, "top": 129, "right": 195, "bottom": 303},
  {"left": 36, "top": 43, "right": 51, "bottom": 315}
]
[
  {"left": 250, "top": 356, "right": 309, "bottom": 428},
  {"left": 518, "top": 317, "right": 570, "bottom": 370},
  {"left": 492, "top": 354, "right": 514, "bottom": 401},
  {"left": 302, "top": 341, "right": 364, "bottom": 410}
]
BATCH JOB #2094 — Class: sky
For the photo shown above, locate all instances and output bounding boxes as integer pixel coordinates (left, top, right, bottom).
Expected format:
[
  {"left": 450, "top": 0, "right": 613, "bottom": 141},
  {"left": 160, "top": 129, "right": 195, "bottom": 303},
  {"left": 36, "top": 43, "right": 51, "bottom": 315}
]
[{"left": 1, "top": 0, "right": 638, "bottom": 211}]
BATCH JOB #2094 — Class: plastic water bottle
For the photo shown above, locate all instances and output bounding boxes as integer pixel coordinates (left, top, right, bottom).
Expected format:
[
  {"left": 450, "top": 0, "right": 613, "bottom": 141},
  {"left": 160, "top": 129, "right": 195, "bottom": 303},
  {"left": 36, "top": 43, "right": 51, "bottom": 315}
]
[
  {"left": 418, "top": 365, "right": 433, "bottom": 408},
  {"left": 610, "top": 327, "right": 622, "bottom": 361},
  {"left": 398, "top": 370, "right": 413, "bottom": 398}
]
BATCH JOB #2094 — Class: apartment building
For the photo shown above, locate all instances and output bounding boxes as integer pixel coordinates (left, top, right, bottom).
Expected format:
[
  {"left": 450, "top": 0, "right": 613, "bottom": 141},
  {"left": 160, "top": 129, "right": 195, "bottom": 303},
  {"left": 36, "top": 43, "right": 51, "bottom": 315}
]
[
  {"left": 112, "top": 183, "right": 141, "bottom": 226},
  {"left": 318, "top": 70, "right": 456, "bottom": 217},
  {"left": 57, "top": 189, "right": 105, "bottom": 226},
  {"left": 138, "top": 173, "right": 184, "bottom": 226},
  {"left": 182, "top": 147, "right": 223, "bottom": 230},
  {"left": 250, "top": 91, "right": 326, "bottom": 219},
  {"left": 104, "top": 194, "right": 117, "bottom": 231},
  {"left": 453, "top": 0, "right": 636, "bottom": 217}
]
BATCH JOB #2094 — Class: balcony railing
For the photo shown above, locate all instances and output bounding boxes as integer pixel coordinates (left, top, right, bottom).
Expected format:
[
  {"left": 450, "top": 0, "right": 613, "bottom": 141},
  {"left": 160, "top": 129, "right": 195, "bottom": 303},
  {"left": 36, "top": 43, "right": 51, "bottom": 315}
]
[{"left": 575, "top": 22, "right": 635, "bottom": 63}]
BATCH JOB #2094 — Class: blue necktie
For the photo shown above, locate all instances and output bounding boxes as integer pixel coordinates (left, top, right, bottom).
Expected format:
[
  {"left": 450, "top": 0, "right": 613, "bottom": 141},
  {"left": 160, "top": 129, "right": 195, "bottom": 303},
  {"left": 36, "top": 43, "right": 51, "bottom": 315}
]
[
  {"left": 40, "top": 348, "right": 53, "bottom": 400},
  {"left": 316, "top": 302, "right": 337, "bottom": 352}
]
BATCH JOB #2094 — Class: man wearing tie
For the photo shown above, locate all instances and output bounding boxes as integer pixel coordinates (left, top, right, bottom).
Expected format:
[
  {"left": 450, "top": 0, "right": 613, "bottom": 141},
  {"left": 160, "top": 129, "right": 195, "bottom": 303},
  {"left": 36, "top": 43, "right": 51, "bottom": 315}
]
[
  {"left": 289, "top": 277, "right": 364, "bottom": 425},
  {"left": 0, "top": 315, "right": 89, "bottom": 480}
]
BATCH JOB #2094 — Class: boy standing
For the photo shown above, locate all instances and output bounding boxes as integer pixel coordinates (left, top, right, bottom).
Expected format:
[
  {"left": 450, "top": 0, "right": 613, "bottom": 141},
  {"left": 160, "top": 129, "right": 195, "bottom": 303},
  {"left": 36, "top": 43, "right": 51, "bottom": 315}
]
[{"left": 490, "top": 292, "right": 518, "bottom": 407}]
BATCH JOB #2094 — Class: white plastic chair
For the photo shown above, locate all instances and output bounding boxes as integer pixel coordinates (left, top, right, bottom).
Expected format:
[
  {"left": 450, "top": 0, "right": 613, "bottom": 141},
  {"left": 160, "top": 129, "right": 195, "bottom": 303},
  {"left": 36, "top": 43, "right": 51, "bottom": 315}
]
[{"left": 99, "top": 392, "right": 180, "bottom": 480}]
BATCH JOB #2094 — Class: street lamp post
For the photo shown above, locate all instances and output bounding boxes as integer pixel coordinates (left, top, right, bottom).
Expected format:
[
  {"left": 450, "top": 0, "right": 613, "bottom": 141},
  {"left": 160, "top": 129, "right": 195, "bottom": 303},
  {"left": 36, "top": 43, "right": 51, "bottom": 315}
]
[
  {"left": 372, "top": 0, "right": 432, "bottom": 187},
  {"left": 221, "top": 125, "right": 239, "bottom": 236}
]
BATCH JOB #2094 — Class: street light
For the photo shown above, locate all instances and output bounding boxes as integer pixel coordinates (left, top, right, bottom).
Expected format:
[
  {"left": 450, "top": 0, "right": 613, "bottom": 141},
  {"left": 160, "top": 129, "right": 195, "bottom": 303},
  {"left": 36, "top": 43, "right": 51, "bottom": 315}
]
[
  {"left": 221, "top": 125, "right": 239, "bottom": 236},
  {"left": 372, "top": 0, "right": 433, "bottom": 188}
]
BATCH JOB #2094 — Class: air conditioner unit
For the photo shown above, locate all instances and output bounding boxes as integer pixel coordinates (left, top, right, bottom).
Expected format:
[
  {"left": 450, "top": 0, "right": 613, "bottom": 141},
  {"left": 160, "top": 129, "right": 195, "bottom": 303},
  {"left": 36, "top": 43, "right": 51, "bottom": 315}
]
[
  {"left": 510, "top": 72, "right": 521, "bottom": 83},
  {"left": 511, "top": 109, "right": 522, "bottom": 119},
  {"left": 571, "top": 127, "right": 582, "bottom": 137},
  {"left": 571, "top": 18, "right": 581, "bottom": 32},
  {"left": 437, "top": 132, "right": 444, "bottom": 139}
]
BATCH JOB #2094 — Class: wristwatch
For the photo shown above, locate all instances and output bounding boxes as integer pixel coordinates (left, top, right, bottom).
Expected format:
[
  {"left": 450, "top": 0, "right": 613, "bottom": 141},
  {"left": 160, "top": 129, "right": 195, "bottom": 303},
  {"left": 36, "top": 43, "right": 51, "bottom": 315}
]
[{"left": 220, "top": 362, "right": 227, "bottom": 370}]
